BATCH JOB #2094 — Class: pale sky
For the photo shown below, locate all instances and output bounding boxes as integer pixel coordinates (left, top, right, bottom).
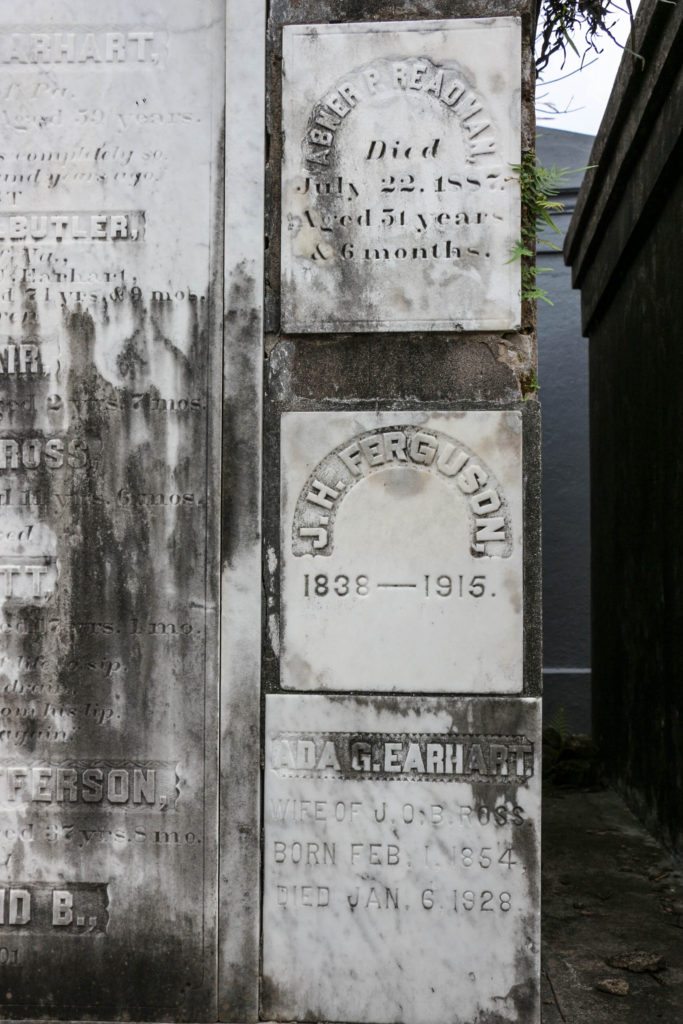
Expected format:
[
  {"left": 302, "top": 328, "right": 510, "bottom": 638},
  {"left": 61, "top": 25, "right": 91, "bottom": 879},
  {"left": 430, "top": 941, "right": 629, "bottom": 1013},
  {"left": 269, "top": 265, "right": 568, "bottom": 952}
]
[{"left": 536, "top": 0, "right": 642, "bottom": 136}]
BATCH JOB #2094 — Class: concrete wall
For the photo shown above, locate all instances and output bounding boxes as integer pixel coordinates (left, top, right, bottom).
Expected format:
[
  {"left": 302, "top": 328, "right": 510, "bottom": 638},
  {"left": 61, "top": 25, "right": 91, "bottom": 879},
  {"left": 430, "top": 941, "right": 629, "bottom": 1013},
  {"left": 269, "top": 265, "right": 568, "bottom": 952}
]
[
  {"left": 537, "top": 128, "right": 593, "bottom": 735},
  {"left": 566, "top": 0, "right": 683, "bottom": 853}
]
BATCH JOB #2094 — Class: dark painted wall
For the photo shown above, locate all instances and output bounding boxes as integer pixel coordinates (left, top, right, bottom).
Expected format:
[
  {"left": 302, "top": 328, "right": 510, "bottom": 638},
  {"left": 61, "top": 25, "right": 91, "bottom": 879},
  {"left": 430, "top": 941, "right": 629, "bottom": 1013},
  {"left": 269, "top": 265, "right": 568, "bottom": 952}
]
[
  {"left": 537, "top": 129, "right": 593, "bottom": 735},
  {"left": 587, "top": 171, "right": 683, "bottom": 853},
  {"left": 566, "top": 0, "right": 683, "bottom": 852}
]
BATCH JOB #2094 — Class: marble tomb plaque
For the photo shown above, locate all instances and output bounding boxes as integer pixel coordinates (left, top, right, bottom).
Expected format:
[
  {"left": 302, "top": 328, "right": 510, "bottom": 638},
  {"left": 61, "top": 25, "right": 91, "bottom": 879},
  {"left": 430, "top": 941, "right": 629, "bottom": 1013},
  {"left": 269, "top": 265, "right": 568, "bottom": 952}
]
[
  {"left": 263, "top": 694, "right": 541, "bottom": 1024},
  {"left": 0, "top": 1, "right": 222, "bottom": 1016},
  {"left": 281, "top": 18, "right": 522, "bottom": 333},
  {"left": 280, "top": 411, "right": 524, "bottom": 693}
]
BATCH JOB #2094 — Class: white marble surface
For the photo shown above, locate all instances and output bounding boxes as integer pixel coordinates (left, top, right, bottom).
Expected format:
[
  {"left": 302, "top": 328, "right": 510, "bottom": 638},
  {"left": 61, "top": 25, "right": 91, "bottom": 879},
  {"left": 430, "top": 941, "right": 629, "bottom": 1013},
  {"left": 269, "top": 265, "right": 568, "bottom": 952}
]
[
  {"left": 281, "top": 18, "right": 521, "bottom": 332},
  {"left": 220, "top": 0, "right": 266, "bottom": 1012},
  {"left": 280, "top": 410, "right": 524, "bottom": 693},
  {"left": 263, "top": 694, "right": 541, "bottom": 1024},
  {"left": 0, "top": 2, "right": 223, "bottom": 1013}
]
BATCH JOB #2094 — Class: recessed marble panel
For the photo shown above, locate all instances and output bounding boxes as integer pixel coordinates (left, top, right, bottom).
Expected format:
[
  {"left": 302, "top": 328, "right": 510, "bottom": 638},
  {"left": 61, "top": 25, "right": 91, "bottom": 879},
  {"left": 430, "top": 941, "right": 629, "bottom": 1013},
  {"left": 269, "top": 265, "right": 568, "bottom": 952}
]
[
  {"left": 280, "top": 410, "right": 524, "bottom": 693},
  {"left": 281, "top": 18, "right": 521, "bottom": 332},
  {"left": 0, "top": 1, "right": 223, "bottom": 1016},
  {"left": 263, "top": 694, "right": 541, "bottom": 1024}
]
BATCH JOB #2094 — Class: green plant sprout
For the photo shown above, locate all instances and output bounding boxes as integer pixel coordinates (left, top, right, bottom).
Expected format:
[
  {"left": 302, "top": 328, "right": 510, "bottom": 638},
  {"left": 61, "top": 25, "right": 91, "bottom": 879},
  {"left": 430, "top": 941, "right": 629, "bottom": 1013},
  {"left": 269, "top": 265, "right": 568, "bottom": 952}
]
[
  {"left": 548, "top": 705, "right": 569, "bottom": 742},
  {"left": 522, "top": 369, "right": 541, "bottom": 399},
  {"left": 510, "top": 154, "right": 579, "bottom": 306}
]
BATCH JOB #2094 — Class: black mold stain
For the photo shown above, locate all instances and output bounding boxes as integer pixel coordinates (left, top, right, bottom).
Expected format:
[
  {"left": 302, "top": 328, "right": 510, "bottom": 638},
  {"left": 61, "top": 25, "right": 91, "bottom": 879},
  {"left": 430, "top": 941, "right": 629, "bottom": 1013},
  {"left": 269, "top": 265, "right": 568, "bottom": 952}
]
[
  {"left": 0, "top": 113, "right": 223, "bottom": 1017},
  {"left": 222, "top": 262, "right": 261, "bottom": 571},
  {"left": 0, "top": 274, "right": 216, "bottom": 1015}
]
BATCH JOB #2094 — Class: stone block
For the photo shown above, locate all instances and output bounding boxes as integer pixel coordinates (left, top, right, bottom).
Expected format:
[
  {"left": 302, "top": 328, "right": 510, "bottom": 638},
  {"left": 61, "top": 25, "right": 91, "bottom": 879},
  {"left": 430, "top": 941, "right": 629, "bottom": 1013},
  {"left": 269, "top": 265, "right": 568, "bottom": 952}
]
[
  {"left": 280, "top": 18, "right": 522, "bottom": 332},
  {"left": 280, "top": 410, "right": 524, "bottom": 693},
  {"left": 263, "top": 693, "right": 541, "bottom": 1024}
]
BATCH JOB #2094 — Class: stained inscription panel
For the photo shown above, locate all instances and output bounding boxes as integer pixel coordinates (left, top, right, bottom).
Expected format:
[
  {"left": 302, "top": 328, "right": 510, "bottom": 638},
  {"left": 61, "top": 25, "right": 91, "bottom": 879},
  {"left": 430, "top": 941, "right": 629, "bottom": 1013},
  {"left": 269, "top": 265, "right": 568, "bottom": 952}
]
[
  {"left": 281, "top": 18, "right": 521, "bottom": 332},
  {"left": 0, "top": 1, "right": 222, "bottom": 1016},
  {"left": 263, "top": 694, "right": 541, "bottom": 1024},
  {"left": 280, "top": 410, "right": 523, "bottom": 693}
]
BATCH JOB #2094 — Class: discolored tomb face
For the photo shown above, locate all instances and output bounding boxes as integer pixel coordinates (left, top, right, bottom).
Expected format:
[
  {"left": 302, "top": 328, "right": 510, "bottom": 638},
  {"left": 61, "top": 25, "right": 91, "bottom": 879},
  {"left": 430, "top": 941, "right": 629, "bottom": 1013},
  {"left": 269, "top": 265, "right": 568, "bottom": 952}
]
[
  {"left": 280, "top": 18, "right": 522, "bottom": 333},
  {"left": 0, "top": 4, "right": 536, "bottom": 1021},
  {"left": 262, "top": 694, "right": 541, "bottom": 1024},
  {"left": 0, "top": 1, "right": 224, "bottom": 1016}
]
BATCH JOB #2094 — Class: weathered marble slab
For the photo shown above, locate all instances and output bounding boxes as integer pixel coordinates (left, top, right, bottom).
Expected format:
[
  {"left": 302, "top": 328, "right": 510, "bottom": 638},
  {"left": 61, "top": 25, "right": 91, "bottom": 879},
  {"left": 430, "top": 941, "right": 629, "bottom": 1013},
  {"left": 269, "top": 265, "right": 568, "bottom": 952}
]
[
  {"left": 280, "top": 410, "right": 524, "bottom": 693},
  {"left": 281, "top": 18, "right": 521, "bottom": 333},
  {"left": 219, "top": 0, "right": 266, "bottom": 1016},
  {"left": 263, "top": 694, "right": 541, "bottom": 1024},
  {"left": 0, "top": 1, "right": 223, "bottom": 1016}
]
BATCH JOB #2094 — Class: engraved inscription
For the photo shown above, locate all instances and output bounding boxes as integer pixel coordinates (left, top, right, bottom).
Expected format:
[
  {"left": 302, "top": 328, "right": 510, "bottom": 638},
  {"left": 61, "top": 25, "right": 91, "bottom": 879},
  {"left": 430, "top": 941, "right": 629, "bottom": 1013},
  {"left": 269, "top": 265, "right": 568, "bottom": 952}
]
[
  {"left": 281, "top": 20, "right": 521, "bottom": 332},
  {"left": 263, "top": 696, "right": 541, "bottom": 1024},
  {"left": 303, "top": 58, "right": 497, "bottom": 168},
  {"left": 281, "top": 411, "right": 523, "bottom": 693},
  {"left": 271, "top": 732, "right": 535, "bottom": 781},
  {"left": 292, "top": 424, "right": 512, "bottom": 557},
  {"left": 0, "top": 883, "right": 108, "bottom": 934},
  {"left": 0, "top": 31, "right": 162, "bottom": 66},
  {"left": 0, "top": 211, "right": 144, "bottom": 242},
  {"left": 0, "top": 0, "right": 223, "bottom": 1014},
  {"left": 0, "top": 761, "right": 179, "bottom": 809}
]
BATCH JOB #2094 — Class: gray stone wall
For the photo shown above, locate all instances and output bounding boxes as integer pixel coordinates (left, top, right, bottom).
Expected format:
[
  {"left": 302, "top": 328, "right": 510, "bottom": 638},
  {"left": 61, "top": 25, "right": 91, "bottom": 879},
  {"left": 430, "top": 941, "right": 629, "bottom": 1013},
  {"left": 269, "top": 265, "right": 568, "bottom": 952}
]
[
  {"left": 263, "top": 0, "right": 541, "bottom": 700},
  {"left": 537, "top": 128, "right": 593, "bottom": 735},
  {"left": 261, "top": 4, "right": 542, "bottom": 1021}
]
